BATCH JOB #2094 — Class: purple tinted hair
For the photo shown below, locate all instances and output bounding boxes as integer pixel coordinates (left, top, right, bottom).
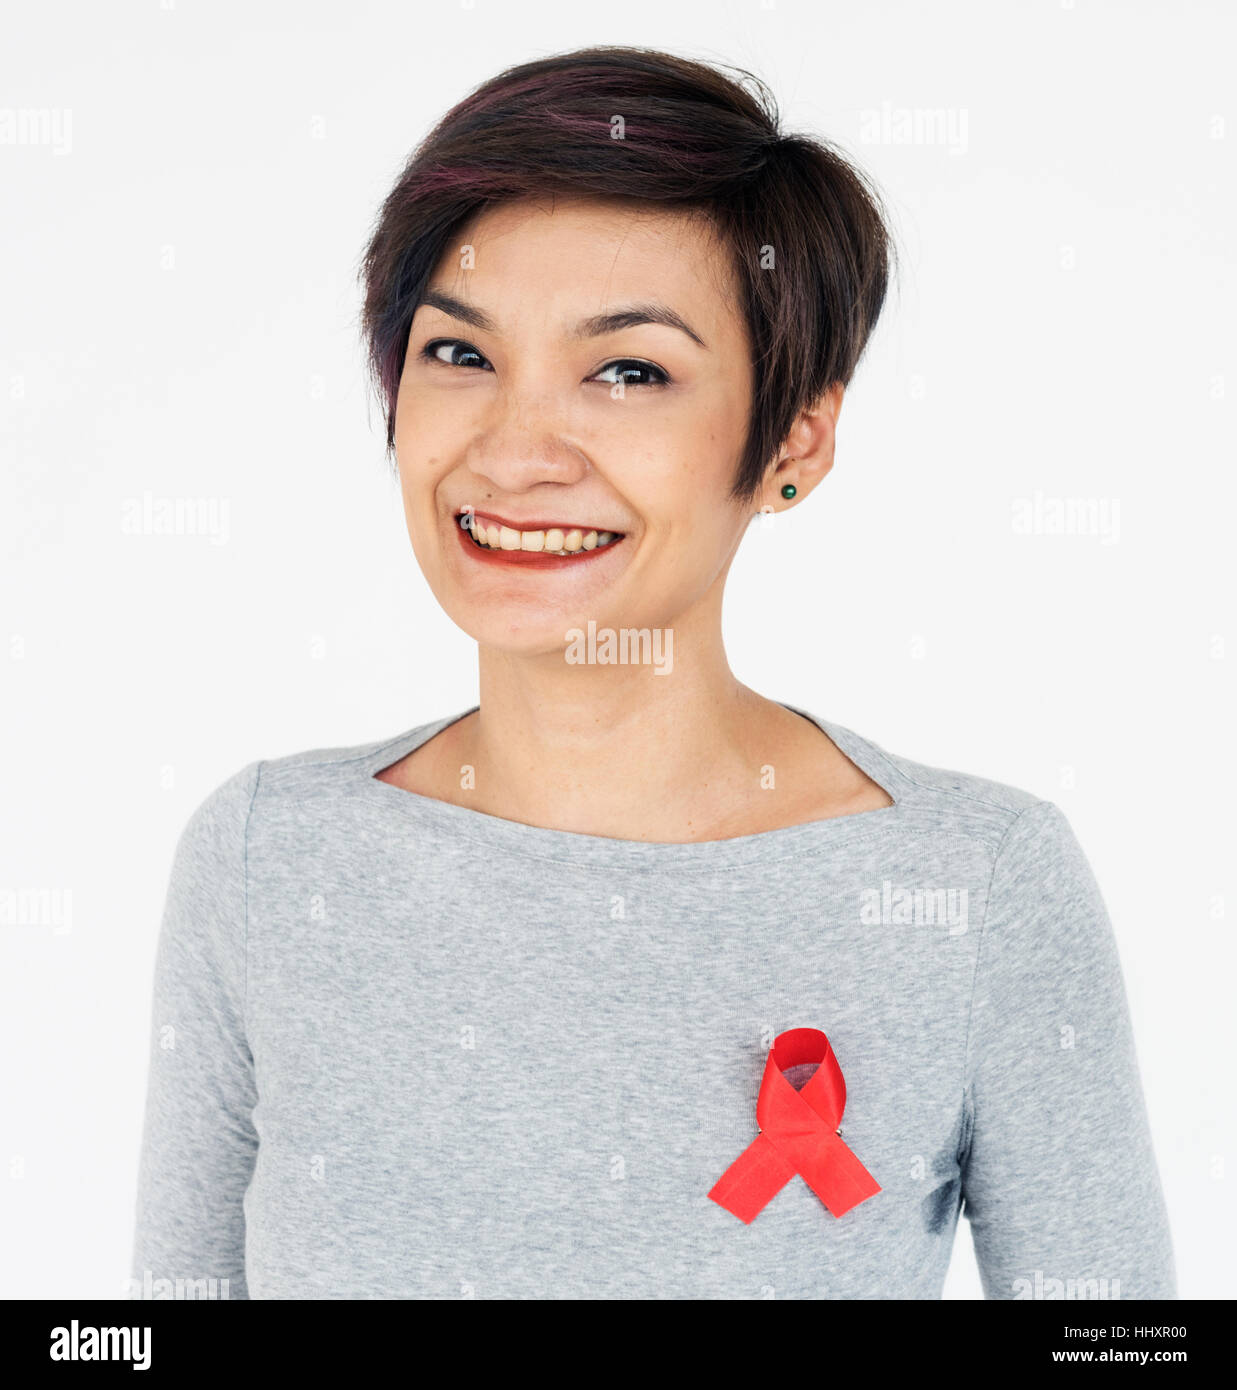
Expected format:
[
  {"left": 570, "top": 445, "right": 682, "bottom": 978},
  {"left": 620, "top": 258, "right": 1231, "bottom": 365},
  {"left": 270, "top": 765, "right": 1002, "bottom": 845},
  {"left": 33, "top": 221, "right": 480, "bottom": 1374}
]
[{"left": 359, "top": 46, "right": 895, "bottom": 502}]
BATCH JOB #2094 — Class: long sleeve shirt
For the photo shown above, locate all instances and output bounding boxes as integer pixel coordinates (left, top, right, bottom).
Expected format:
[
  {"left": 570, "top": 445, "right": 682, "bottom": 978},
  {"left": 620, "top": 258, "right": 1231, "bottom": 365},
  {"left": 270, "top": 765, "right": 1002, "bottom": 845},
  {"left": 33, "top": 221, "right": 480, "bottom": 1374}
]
[{"left": 130, "top": 706, "right": 1176, "bottom": 1299}]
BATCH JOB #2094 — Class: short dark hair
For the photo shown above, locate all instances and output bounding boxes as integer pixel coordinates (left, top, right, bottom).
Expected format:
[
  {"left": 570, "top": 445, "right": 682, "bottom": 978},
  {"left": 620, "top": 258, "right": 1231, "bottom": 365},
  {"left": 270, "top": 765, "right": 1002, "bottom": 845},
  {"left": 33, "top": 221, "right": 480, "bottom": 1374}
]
[{"left": 359, "top": 46, "right": 895, "bottom": 503}]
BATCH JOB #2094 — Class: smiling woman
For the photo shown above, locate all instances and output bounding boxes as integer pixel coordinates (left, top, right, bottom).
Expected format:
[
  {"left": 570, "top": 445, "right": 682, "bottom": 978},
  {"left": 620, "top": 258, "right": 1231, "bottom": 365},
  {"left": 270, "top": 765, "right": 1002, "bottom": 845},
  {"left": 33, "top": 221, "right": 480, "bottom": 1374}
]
[
  {"left": 130, "top": 45, "right": 1176, "bottom": 1301},
  {"left": 382, "top": 193, "right": 782, "bottom": 672}
]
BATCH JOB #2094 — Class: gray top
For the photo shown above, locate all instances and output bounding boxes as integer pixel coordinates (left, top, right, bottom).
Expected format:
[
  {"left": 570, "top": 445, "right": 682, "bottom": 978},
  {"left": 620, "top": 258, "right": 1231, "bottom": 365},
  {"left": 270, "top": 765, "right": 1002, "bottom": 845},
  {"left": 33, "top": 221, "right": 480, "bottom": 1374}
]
[{"left": 130, "top": 705, "right": 1176, "bottom": 1299}]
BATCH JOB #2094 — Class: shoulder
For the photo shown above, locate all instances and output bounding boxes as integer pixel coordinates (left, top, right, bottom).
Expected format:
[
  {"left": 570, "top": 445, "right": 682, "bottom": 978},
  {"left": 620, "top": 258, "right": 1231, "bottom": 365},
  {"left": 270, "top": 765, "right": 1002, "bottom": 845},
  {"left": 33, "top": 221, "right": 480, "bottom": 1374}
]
[
  {"left": 173, "top": 714, "right": 460, "bottom": 854},
  {"left": 817, "top": 714, "right": 1054, "bottom": 847},
  {"left": 246, "top": 717, "right": 459, "bottom": 815},
  {"left": 837, "top": 718, "right": 1110, "bottom": 907},
  {"left": 169, "top": 759, "right": 262, "bottom": 887},
  {"left": 160, "top": 725, "right": 431, "bottom": 940},
  {"left": 823, "top": 719, "right": 1118, "bottom": 961},
  {"left": 816, "top": 715, "right": 1105, "bottom": 906}
]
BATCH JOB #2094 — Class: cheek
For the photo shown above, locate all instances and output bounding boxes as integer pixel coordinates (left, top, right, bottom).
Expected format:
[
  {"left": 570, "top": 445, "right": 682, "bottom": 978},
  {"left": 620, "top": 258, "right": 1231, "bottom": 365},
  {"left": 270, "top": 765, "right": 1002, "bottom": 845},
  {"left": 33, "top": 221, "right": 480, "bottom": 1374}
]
[
  {"left": 393, "top": 378, "right": 457, "bottom": 457},
  {"left": 639, "top": 406, "right": 742, "bottom": 509},
  {"left": 394, "top": 395, "right": 452, "bottom": 497},
  {"left": 391, "top": 451, "right": 445, "bottom": 566}
]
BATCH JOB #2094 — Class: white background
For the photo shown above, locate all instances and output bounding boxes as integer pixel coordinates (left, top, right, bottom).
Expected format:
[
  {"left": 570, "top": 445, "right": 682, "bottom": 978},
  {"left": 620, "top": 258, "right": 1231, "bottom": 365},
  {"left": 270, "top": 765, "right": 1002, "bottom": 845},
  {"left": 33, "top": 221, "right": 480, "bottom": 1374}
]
[{"left": 1, "top": 0, "right": 1232, "bottom": 1299}]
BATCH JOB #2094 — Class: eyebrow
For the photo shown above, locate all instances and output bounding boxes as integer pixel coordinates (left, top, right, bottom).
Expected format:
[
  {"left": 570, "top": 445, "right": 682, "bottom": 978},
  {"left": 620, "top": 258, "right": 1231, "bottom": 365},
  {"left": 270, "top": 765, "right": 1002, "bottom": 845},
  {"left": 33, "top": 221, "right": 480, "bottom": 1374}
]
[{"left": 418, "top": 289, "right": 708, "bottom": 350}]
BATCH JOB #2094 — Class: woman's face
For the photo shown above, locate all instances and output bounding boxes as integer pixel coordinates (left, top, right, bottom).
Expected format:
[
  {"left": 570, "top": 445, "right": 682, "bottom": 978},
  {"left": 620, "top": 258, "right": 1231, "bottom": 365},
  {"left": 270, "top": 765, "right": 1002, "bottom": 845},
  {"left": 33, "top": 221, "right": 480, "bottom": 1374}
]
[{"left": 392, "top": 195, "right": 758, "bottom": 656}]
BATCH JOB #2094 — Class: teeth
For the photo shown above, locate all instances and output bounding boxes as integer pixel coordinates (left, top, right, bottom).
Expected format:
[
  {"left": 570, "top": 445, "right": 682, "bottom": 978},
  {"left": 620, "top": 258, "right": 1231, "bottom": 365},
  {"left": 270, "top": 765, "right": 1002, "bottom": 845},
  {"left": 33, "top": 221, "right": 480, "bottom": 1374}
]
[{"left": 463, "top": 516, "right": 621, "bottom": 556}]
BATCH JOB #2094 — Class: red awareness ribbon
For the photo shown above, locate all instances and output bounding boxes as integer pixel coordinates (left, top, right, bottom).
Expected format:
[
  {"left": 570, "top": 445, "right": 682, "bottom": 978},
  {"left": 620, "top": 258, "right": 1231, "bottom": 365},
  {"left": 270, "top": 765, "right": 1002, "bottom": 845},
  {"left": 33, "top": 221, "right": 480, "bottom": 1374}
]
[{"left": 709, "top": 1027, "right": 881, "bottom": 1223}]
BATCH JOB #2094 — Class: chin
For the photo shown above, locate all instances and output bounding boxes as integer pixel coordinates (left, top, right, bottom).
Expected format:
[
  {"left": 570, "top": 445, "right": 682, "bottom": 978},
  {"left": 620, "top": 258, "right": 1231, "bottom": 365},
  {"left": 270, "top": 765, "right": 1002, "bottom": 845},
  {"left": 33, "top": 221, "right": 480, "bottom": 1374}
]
[{"left": 445, "top": 599, "right": 613, "bottom": 660}]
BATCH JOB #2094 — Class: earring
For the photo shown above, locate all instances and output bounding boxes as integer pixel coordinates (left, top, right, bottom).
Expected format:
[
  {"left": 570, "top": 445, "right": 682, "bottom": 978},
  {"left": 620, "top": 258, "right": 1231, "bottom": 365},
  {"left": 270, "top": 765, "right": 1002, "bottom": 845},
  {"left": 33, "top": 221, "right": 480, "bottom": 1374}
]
[{"left": 781, "top": 483, "right": 797, "bottom": 500}]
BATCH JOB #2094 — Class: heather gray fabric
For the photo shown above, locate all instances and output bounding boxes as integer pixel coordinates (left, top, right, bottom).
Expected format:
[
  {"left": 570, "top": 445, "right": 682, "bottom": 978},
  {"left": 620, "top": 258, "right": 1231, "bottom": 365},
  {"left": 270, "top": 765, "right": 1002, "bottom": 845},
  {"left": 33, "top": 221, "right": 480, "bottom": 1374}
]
[{"left": 130, "top": 705, "right": 1176, "bottom": 1299}]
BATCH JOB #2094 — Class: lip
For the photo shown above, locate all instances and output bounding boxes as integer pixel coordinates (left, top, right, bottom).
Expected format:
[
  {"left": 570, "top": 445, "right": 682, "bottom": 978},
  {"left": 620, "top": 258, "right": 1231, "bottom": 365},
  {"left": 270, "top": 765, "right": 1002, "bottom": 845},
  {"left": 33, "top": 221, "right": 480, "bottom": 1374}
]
[{"left": 453, "top": 514, "right": 628, "bottom": 569}]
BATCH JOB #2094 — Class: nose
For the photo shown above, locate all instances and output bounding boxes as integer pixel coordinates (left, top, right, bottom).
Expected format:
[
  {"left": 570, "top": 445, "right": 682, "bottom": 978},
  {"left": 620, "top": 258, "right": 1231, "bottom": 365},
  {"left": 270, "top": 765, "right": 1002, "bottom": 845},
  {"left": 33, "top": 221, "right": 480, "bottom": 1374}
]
[{"left": 465, "top": 384, "right": 589, "bottom": 493}]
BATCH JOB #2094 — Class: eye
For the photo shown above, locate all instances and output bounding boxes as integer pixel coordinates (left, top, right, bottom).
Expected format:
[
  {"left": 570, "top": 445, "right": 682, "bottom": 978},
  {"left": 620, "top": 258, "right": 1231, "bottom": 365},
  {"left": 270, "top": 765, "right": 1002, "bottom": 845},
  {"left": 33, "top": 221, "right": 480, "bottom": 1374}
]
[
  {"left": 421, "top": 339, "right": 492, "bottom": 371},
  {"left": 591, "top": 358, "right": 671, "bottom": 389}
]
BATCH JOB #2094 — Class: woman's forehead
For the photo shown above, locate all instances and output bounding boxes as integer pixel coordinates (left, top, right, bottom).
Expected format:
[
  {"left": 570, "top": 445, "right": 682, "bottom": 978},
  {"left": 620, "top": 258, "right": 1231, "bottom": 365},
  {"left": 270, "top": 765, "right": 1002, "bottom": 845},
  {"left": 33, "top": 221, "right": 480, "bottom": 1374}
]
[{"left": 435, "top": 197, "right": 741, "bottom": 332}]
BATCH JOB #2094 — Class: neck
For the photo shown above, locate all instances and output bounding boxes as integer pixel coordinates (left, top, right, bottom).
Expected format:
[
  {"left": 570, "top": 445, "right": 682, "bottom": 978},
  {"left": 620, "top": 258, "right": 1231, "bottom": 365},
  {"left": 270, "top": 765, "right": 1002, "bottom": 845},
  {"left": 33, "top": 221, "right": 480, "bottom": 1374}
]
[{"left": 458, "top": 601, "right": 787, "bottom": 841}]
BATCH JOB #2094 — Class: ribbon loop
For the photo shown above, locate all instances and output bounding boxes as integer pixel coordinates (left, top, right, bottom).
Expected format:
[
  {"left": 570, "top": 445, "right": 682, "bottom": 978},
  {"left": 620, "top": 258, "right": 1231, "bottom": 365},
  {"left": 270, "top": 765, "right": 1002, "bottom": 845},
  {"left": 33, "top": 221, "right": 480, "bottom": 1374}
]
[{"left": 709, "top": 1027, "right": 880, "bottom": 1223}]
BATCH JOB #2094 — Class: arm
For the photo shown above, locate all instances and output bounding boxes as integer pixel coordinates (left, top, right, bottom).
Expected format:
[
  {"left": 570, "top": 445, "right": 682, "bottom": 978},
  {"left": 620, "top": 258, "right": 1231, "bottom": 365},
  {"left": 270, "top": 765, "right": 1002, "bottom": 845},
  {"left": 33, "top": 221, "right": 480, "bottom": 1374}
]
[
  {"left": 960, "top": 800, "right": 1176, "bottom": 1299},
  {"left": 130, "top": 760, "right": 262, "bottom": 1300}
]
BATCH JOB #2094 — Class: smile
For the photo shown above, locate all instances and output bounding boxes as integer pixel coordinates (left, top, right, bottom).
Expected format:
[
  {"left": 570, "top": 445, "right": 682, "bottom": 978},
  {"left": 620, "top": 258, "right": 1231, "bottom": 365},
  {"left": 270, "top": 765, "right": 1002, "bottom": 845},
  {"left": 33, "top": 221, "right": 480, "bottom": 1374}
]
[{"left": 455, "top": 511, "right": 626, "bottom": 564}]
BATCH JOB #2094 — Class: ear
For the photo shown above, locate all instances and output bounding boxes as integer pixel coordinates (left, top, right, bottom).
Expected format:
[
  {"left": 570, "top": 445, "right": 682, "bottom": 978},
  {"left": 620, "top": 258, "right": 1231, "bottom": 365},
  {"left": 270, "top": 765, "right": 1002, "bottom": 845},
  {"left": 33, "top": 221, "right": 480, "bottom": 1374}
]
[{"left": 756, "top": 383, "right": 845, "bottom": 514}]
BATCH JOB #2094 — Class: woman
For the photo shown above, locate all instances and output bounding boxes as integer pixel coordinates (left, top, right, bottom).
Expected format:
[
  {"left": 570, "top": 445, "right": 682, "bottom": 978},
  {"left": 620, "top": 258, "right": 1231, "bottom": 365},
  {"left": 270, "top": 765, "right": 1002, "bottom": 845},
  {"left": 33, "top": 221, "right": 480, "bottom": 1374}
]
[{"left": 131, "top": 46, "right": 1175, "bottom": 1299}]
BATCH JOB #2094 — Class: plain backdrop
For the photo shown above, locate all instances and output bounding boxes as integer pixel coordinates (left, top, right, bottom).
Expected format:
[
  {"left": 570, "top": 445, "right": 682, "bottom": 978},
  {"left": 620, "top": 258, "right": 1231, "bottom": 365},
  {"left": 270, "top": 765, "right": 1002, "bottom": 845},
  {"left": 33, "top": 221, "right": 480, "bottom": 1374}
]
[{"left": 1, "top": 0, "right": 1232, "bottom": 1300}]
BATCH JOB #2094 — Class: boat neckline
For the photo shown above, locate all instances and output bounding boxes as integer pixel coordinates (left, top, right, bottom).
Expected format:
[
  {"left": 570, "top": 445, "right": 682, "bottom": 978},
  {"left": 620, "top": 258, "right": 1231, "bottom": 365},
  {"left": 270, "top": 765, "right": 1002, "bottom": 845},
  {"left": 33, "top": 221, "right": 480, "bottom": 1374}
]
[{"left": 351, "top": 702, "right": 910, "bottom": 870}]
